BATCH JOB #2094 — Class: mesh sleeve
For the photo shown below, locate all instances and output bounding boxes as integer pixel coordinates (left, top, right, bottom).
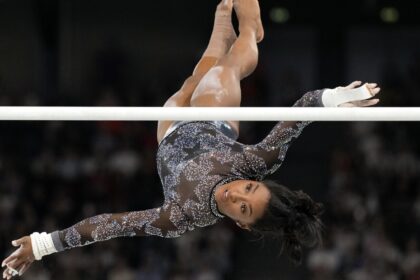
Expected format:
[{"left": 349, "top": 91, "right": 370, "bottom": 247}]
[
  {"left": 243, "top": 90, "right": 324, "bottom": 177},
  {"left": 52, "top": 202, "right": 189, "bottom": 251}
]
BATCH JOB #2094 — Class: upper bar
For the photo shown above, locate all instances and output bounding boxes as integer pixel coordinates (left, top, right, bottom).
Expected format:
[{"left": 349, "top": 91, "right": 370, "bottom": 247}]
[{"left": 0, "top": 107, "right": 419, "bottom": 121}]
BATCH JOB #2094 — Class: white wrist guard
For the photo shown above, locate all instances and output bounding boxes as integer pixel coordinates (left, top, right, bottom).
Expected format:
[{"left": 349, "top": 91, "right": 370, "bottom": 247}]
[
  {"left": 322, "top": 84, "right": 373, "bottom": 107},
  {"left": 30, "top": 232, "right": 58, "bottom": 260}
]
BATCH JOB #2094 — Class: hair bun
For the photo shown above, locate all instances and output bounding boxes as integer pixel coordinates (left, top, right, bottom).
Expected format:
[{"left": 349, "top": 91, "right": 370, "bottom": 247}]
[
  {"left": 294, "top": 190, "right": 324, "bottom": 217},
  {"left": 252, "top": 181, "right": 324, "bottom": 266},
  {"left": 286, "top": 211, "right": 304, "bottom": 232},
  {"left": 313, "top": 202, "right": 325, "bottom": 216}
]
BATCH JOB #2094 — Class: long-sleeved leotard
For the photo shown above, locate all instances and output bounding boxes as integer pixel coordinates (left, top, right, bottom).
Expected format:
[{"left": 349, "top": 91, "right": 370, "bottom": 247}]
[{"left": 51, "top": 89, "right": 324, "bottom": 252}]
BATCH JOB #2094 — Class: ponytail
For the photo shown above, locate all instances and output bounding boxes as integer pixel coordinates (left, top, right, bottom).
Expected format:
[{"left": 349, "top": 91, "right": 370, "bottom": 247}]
[{"left": 251, "top": 181, "right": 324, "bottom": 265}]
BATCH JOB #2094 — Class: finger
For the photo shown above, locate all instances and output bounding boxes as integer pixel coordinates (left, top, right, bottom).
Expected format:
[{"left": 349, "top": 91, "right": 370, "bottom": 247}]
[
  {"left": 345, "top": 81, "right": 362, "bottom": 89},
  {"left": 5, "top": 260, "right": 17, "bottom": 272},
  {"left": 3, "top": 267, "right": 15, "bottom": 280},
  {"left": 14, "top": 263, "right": 26, "bottom": 277},
  {"left": 3, "top": 268, "right": 12, "bottom": 280},
  {"left": 7, "top": 259, "right": 24, "bottom": 272},
  {"left": 2, "top": 247, "right": 24, "bottom": 267},
  {"left": 13, "top": 264, "right": 23, "bottom": 277},
  {"left": 366, "top": 83, "right": 378, "bottom": 88},
  {"left": 19, "top": 262, "right": 31, "bottom": 276},
  {"left": 370, "top": 87, "right": 381, "bottom": 95},
  {"left": 12, "top": 238, "right": 25, "bottom": 247},
  {"left": 5, "top": 266, "right": 18, "bottom": 278},
  {"left": 6, "top": 270, "right": 12, "bottom": 280},
  {"left": 338, "top": 103, "right": 355, "bottom": 107},
  {"left": 365, "top": 84, "right": 380, "bottom": 96},
  {"left": 358, "top": 99, "right": 380, "bottom": 107},
  {"left": 2, "top": 254, "right": 18, "bottom": 268},
  {"left": 18, "top": 263, "right": 29, "bottom": 276},
  {"left": 2, "top": 267, "right": 15, "bottom": 279}
]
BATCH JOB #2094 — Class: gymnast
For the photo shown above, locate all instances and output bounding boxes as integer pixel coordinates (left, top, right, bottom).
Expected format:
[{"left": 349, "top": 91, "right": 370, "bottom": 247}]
[{"left": 2, "top": 0, "right": 380, "bottom": 278}]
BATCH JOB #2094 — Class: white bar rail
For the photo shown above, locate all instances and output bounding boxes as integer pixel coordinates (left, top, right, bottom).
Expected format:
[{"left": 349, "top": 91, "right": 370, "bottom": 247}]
[{"left": 0, "top": 107, "right": 419, "bottom": 121}]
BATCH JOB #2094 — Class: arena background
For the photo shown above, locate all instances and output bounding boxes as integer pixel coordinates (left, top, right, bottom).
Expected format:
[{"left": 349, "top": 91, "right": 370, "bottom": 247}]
[{"left": 1, "top": 0, "right": 420, "bottom": 279}]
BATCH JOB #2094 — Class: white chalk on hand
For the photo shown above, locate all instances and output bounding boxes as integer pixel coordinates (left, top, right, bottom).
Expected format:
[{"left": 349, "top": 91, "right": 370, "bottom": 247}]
[
  {"left": 6, "top": 266, "right": 18, "bottom": 277},
  {"left": 322, "top": 84, "right": 373, "bottom": 107}
]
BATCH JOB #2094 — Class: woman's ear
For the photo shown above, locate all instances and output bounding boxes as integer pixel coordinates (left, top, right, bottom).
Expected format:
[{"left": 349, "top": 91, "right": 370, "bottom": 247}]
[{"left": 236, "top": 221, "right": 251, "bottom": 231}]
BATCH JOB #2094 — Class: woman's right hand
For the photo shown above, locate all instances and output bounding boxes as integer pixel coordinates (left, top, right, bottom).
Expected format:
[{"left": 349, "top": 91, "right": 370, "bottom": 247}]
[
  {"left": 2, "top": 237, "right": 35, "bottom": 279},
  {"left": 337, "top": 81, "right": 381, "bottom": 107}
]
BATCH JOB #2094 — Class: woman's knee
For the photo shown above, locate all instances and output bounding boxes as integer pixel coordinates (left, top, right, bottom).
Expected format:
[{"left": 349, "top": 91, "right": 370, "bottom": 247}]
[
  {"left": 190, "top": 67, "right": 241, "bottom": 107},
  {"left": 191, "top": 88, "right": 230, "bottom": 107}
]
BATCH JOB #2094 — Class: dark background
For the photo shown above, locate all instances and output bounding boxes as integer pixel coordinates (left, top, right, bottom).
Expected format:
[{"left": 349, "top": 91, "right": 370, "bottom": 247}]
[{"left": 1, "top": 0, "right": 420, "bottom": 279}]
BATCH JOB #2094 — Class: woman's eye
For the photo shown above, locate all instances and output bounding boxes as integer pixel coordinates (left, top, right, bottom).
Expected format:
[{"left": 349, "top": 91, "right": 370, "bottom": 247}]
[{"left": 246, "top": 184, "right": 252, "bottom": 192}]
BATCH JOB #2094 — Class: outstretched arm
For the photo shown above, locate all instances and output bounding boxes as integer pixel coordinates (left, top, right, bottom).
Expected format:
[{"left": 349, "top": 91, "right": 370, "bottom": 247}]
[
  {"left": 242, "top": 82, "right": 380, "bottom": 178},
  {"left": 2, "top": 203, "right": 188, "bottom": 279},
  {"left": 53, "top": 204, "right": 188, "bottom": 250}
]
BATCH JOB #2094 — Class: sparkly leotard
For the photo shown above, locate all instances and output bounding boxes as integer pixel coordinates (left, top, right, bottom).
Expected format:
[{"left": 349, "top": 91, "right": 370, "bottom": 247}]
[{"left": 51, "top": 90, "right": 324, "bottom": 251}]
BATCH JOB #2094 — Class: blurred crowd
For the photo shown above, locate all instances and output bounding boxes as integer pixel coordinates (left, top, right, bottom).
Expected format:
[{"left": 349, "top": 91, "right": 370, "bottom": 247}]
[{"left": 308, "top": 121, "right": 420, "bottom": 280}]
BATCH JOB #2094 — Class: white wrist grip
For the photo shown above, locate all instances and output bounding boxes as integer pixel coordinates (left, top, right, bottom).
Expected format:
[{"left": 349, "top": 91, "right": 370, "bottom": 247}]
[
  {"left": 30, "top": 232, "right": 58, "bottom": 260},
  {"left": 322, "top": 84, "right": 373, "bottom": 107}
]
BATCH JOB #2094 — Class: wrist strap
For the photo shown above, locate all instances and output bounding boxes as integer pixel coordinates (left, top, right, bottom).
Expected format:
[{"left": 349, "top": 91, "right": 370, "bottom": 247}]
[
  {"left": 30, "top": 232, "right": 58, "bottom": 260},
  {"left": 322, "top": 84, "right": 372, "bottom": 107}
]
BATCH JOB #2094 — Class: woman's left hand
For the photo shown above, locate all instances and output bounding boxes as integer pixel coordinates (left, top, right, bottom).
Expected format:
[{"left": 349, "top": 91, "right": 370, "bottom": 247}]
[
  {"left": 338, "top": 81, "right": 381, "bottom": 107},
  {"left": 2, "top": 237, "right": 34, "bottom": 279}
]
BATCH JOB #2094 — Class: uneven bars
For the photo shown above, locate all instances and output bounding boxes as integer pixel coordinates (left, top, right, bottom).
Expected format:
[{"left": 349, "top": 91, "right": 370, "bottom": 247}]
[{"left": 0, "top": 107, "right": 419, "bottom": 121}]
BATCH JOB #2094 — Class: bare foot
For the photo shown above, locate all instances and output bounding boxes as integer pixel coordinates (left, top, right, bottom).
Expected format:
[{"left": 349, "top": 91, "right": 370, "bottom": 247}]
[
  {"left": 218, "top": 0, "right": 234, "bottom": 11},
  {"left": 216, "top": 0, "right": 237, "bottom": 45},
  {"left": 233, "top": 0, "right": 264, "bottom": 42}
]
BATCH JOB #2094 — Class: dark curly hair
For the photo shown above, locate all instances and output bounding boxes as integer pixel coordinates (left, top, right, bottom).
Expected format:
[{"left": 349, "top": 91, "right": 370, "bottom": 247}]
[{"left": 251, "top": 180, "right": 324, "bottom": 265}]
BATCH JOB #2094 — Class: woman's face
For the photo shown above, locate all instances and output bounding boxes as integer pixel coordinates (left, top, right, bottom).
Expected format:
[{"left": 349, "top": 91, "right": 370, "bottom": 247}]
[{"left": 215, "top": 180, "right": 270, "bottom": 230}]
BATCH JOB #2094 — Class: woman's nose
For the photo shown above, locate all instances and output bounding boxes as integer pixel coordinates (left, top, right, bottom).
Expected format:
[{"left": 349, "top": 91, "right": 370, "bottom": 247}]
[{"left": 230, "top": 191, "right": 245, "bottom": 203}]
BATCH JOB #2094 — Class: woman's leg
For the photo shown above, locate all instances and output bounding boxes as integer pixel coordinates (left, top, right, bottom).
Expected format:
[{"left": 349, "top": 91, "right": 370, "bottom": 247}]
[
  {"left": 190, "top": 0, "right": 264, "bottom": 134},
  {"left": 157, "top": 0, "right": 236, "bottom": 143}
]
